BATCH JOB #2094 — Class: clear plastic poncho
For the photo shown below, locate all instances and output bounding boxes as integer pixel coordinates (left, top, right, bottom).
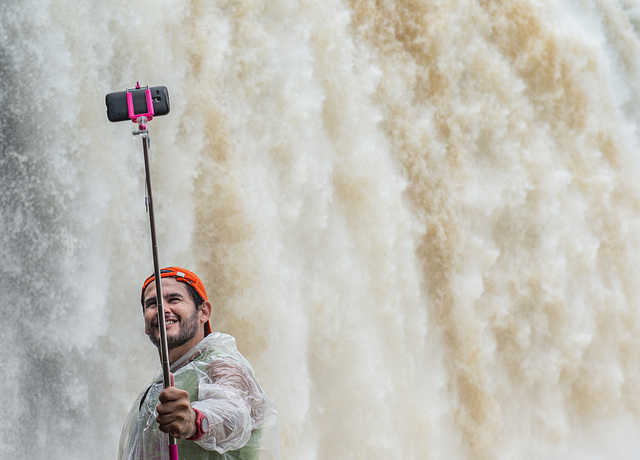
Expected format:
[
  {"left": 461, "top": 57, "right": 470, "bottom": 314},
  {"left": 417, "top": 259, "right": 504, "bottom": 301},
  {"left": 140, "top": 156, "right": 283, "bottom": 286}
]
[{"left": 118, "top": 332, "right": 280, "bottom": 460}]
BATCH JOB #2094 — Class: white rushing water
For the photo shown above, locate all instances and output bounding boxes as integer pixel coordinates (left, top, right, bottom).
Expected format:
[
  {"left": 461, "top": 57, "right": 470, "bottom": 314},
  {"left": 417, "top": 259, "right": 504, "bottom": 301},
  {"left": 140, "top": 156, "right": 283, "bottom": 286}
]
[{"left": 2, "top": 0, "right": 640, "bottom": 458}]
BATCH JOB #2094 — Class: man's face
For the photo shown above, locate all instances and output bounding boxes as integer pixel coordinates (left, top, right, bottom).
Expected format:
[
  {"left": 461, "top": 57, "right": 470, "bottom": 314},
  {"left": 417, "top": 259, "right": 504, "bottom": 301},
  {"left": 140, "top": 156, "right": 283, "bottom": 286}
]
[{"left": 142, "top": 277, "right": 202, "bottom": 350}]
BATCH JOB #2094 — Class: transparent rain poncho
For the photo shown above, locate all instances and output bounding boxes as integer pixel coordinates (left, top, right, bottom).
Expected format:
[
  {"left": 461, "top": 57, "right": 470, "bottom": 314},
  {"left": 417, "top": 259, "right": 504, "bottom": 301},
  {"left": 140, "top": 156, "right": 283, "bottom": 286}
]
[{"left": 118, "top": 332, "right": 280, "bottom": 460}]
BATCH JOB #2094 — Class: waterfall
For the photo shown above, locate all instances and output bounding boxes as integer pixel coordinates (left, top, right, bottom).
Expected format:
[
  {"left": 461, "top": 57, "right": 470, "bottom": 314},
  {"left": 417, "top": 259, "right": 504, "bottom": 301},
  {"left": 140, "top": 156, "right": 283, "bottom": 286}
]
[{"left": 2, "top": 0, "right": 640, "bottom": 458}]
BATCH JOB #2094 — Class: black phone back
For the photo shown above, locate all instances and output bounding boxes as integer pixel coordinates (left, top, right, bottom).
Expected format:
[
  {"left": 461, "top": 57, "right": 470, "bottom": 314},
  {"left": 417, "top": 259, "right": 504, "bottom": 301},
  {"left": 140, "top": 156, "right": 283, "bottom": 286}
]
[{"left": 106, "top": 86, "right": 170, "bottom": 122}]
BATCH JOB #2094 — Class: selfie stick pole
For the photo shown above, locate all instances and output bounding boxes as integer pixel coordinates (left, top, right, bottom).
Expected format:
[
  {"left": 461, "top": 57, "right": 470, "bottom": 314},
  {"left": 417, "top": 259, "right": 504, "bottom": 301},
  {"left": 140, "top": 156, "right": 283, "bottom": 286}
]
[{"left": 129, "top": 84, "right": 179, "bottom": 460}]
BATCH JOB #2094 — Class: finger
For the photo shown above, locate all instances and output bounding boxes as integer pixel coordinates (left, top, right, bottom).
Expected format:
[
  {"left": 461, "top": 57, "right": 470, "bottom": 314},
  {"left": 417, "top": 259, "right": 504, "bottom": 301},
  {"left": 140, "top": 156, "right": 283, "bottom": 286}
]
[
  {"left": 158, "top": 386, "right": 183, "bottom": 403},
  {"left": 170, "top": 372, "right": 175, "bottom": 387},
  {"left": 156, "top": 402, "right": 175, "bottom": 416},
  {"left": 157, "top": 418, "right": 180, "bottom": 437},
  {"left": 157, "top": 411, "right": 189, "bottom": 437}
]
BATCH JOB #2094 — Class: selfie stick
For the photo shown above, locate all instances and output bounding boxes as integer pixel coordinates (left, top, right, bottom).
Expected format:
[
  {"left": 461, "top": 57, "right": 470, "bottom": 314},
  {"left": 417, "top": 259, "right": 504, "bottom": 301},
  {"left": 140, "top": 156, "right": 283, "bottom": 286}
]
[{"left": 129, "top": 83, "right": 179, "bottom": 460}]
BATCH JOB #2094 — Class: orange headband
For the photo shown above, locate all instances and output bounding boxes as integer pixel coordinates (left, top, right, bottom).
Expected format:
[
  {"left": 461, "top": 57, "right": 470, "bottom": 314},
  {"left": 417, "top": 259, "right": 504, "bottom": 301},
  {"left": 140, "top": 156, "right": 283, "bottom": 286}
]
[{"left": 141, "top": 266, "right": 211, "bottom": 336}]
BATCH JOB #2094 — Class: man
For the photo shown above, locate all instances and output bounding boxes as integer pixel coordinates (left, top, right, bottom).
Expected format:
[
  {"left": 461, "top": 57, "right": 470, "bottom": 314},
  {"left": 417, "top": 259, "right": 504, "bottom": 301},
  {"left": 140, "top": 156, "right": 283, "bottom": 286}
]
[{"left": 118, "top": 267, "right": 280, "bottom": 460}]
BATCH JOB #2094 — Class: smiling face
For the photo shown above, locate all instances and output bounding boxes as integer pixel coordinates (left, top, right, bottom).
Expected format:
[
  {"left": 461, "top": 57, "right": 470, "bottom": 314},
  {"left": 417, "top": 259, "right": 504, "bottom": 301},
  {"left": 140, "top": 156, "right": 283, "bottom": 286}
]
[{"left": 142, "top": 277, "right": 211, "bottom": 363}]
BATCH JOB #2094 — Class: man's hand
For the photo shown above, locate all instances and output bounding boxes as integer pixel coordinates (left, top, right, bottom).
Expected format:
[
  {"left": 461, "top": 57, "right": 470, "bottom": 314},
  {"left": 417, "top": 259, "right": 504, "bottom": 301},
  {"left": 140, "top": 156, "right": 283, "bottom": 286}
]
[{"left": 156, "top": 375, "right": 197, "bottom": 439}]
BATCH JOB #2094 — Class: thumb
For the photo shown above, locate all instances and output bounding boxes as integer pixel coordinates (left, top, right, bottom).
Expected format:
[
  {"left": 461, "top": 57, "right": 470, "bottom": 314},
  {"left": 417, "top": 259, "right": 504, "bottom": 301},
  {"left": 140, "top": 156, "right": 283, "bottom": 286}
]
[{"left": 170, "top": 372, "right": 175, "bottom": 387}]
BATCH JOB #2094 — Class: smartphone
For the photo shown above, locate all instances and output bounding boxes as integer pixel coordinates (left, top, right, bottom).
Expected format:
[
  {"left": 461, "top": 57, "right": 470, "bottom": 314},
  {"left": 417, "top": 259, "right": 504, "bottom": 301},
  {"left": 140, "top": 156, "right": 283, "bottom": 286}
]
[{"left": 105, "top": 86, "right": 170, "bottom": 122}]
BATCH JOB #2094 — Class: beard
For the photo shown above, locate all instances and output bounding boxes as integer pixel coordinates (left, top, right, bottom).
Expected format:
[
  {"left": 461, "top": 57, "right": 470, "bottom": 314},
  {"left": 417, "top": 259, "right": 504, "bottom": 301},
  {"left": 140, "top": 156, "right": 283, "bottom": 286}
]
[{"left": 148, "top": 308, "right": 200, "bottom": 349}]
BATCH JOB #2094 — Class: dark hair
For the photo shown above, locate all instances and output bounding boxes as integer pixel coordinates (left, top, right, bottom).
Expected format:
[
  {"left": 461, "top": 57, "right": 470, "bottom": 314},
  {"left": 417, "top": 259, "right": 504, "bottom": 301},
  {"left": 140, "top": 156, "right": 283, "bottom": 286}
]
[{"left": 185, "top": 283, "right": 205, "bottom": 309}]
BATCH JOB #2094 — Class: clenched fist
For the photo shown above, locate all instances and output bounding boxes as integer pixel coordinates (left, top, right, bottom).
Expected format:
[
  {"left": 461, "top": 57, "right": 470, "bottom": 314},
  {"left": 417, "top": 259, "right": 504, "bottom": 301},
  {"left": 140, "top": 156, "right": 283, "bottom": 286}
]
[{"left": 156, "top": 375, "right": 197, "bottom": 439}]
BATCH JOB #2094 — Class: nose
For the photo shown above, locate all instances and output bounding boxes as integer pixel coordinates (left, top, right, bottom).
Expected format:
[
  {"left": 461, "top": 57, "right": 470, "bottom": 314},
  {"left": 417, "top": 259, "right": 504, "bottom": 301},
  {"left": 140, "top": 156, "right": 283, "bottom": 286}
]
[{"left": 161, "top": 302, "right": 178, "bottom": 318}]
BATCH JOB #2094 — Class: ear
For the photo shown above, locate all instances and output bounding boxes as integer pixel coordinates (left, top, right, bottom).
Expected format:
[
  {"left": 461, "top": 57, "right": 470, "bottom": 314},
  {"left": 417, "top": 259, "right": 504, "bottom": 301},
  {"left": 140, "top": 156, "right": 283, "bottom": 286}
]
[{"left": 199, "top": 301, "right": 212, "bottom": 324}]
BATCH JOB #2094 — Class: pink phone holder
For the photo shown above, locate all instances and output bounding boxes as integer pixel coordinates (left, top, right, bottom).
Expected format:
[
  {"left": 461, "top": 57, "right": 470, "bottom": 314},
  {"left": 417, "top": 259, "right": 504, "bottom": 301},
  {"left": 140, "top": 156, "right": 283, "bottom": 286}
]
[{"left": 127, "top": 82, "right": 155, "bottom": 122}]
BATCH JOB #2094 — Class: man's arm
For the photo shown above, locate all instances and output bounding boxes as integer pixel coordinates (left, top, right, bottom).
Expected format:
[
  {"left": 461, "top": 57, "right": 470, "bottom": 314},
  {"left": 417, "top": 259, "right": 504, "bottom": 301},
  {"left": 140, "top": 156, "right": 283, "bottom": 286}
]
[
  {"left": 191, "top": 357, "right": 266, "bottom": 452},
  {"left": 155, "top": 358, "right": 266, "bottom": 453}
]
